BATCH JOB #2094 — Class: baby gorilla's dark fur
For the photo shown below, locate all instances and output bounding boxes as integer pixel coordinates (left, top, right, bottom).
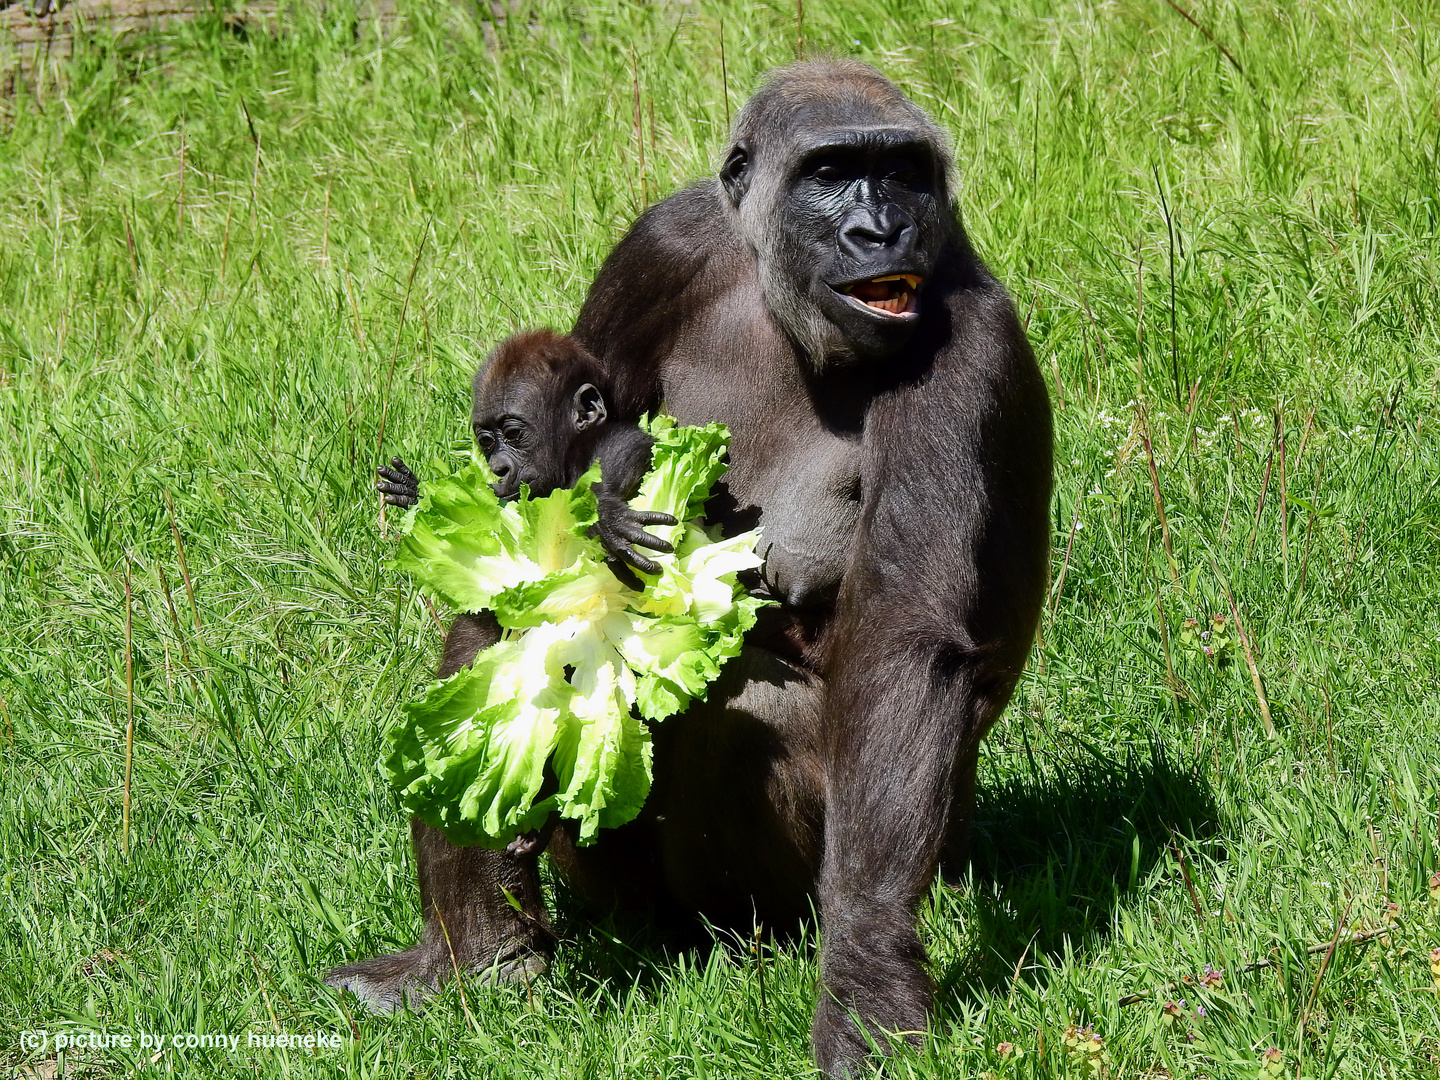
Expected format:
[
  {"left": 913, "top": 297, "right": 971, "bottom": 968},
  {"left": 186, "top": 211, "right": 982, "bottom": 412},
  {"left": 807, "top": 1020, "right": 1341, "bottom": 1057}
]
[{"left": 377, "top": 328, "right": 676, "bottom": 580}]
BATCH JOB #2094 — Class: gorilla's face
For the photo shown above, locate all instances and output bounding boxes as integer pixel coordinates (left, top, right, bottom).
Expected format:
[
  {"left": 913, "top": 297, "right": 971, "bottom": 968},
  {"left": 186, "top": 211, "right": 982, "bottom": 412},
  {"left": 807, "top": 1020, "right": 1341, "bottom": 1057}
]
[
  {"left": 786, "top": 132, "right": 946, "bottom": 357},
  {"left": 473, "top": 378, "right": 605, "bottom": 499},
  {"left": 724, "top": 125, "right": 951, "bottom": 365}
]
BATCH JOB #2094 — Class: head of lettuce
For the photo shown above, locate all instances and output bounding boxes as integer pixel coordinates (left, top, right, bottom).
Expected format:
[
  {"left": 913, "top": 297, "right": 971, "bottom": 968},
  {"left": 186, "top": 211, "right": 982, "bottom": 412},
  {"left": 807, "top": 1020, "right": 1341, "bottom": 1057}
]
[{"left": 381, "top": 416, "right": 768, "bottom": 849}]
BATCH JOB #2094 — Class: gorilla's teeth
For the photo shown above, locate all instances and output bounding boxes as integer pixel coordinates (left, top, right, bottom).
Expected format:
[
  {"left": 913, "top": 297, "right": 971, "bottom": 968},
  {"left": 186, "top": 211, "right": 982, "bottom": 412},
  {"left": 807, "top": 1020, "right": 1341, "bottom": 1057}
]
[
  {"left": 848, "top": 276, "right": 920, "bottom": 317},
  {"left": 871, "top": 274, "right": 923, "bottom": 290}
]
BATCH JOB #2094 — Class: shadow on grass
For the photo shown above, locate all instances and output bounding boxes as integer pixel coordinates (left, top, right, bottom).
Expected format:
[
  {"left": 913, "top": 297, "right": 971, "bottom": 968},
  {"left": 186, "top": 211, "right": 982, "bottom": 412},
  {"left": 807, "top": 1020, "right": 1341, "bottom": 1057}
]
[
  {"left": 538, "top": 738, "right": 1219, "bottom": 1011},
  {"left": 934, "top": 737, "right": 1221, "bottom": 1005}
]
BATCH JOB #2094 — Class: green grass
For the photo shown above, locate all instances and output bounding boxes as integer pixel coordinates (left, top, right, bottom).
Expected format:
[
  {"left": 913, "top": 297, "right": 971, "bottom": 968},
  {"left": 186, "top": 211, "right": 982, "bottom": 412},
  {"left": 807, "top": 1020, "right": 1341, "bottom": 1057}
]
[{"left": 2, "top": 0, "right": 1439, "bottom": 1076}]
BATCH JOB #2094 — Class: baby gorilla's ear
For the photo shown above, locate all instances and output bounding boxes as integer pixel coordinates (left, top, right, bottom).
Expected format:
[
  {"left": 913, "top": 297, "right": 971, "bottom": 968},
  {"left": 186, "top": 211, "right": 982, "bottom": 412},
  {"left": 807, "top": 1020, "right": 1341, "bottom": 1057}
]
[{"left": 572, "top": 383, "right": 608, "bottom": 431}]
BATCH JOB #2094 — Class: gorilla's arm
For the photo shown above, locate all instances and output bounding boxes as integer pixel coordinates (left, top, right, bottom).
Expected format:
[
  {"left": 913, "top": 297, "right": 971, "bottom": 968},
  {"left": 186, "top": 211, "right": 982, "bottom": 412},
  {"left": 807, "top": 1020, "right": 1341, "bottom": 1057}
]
[
  {"left": 590, "top": 423, "right": 676, "bottom": 578},
  {"left": 810, "top": 277, "right": 1053, "bottom": 1071},
  {"left": 570, "top": 185, "right": 733, "bottom": 584},
  {"left": 591, "top": 423, "right": 655, "bottom": 501}
]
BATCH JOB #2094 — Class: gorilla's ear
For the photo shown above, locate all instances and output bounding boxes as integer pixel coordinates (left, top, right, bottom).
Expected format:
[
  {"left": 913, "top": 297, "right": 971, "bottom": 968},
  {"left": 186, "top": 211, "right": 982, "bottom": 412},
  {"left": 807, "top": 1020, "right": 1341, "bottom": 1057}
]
[
  {"left": 720, "top": 142, "right": 752, "bottom": 205},
  {"left": 572, "top": 383, "right": 607, "bottom": 431}
]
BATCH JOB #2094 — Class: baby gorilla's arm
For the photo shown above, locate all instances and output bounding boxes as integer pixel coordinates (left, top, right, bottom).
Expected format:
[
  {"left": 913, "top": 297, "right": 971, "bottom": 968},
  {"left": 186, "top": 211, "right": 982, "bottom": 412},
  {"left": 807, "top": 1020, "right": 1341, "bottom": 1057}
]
[{"left": 591, "top": 424, "right": 676, "bottom": 584}]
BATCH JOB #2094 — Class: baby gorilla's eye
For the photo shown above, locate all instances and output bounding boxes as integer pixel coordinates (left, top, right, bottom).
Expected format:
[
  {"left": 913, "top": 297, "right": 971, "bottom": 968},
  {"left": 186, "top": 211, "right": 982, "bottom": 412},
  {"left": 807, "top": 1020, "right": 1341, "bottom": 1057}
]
[
  {"left": 502, "top": 421, "right": 527, "bottom": 444},
  {"left": 477, "top": 431, "right": 496, "bottom": 453}
]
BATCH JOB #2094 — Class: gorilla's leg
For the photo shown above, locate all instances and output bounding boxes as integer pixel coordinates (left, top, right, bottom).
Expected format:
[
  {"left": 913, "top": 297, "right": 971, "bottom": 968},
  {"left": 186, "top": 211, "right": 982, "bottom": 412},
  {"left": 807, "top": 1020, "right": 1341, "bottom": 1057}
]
[
  {"left": 940, "top": 742, "right": 981, "bottom": 882},
  {"left": 548, "top": 645, "right": 825, "bottom": 933},
  {"left": 324, "top": 820, "right": 552, "bottom": 1011},
  {"left": 324, "top": 613, "right": 554, "bottom": 1011},
  {"left": 810, "top": 664, "right": 1013, "bottom": 1077}
]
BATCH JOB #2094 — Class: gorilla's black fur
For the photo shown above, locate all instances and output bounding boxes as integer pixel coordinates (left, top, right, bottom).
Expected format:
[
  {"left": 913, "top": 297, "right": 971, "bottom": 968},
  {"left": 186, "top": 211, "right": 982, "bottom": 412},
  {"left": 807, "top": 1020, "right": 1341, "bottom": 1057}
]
[{"left": 338, "top": 60, "right": 1051, "bottom": 1078}]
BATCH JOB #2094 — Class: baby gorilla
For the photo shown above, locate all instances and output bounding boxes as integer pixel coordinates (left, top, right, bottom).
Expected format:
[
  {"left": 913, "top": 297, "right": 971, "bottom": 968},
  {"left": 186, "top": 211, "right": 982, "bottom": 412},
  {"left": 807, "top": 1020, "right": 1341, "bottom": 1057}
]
[{"left": 377, "top": 328, "right": 677, "bottom": 581}]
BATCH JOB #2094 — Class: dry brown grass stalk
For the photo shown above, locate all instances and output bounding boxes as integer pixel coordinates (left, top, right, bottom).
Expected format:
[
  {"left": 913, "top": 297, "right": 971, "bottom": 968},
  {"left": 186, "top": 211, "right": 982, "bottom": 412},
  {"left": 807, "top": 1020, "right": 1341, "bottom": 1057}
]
[
  {"left": 1223, "top": 579, "right": 1274, "bottom": 739},
  {"left": 122, "top": 558, "right": 134, "bottom": 858}
]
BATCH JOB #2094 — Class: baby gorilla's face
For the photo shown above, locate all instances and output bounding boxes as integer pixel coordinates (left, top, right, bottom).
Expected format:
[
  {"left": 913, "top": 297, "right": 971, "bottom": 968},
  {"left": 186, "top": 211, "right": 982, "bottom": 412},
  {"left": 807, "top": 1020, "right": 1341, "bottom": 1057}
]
[{"left": 473, "top": 377, "right": 607, "bottom": 499}]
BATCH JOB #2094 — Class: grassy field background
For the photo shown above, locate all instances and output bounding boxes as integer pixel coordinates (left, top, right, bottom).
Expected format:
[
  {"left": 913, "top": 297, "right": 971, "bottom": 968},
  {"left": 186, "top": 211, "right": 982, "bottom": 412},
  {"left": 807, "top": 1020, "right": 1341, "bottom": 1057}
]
[{"left": 2, "top": 0, "right": 1439, "bottom": 1076}]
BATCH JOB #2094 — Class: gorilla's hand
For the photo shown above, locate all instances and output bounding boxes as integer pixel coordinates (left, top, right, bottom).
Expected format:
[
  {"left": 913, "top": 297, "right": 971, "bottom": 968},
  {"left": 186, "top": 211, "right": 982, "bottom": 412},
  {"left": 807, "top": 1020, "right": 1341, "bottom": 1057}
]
[
  {"left": 376, "top": 457, "right": 420, "bottom": 508},
  {"left": 592, "top": 492, "right": 676, "bottom": 578},
  {"left": 505, "top": 819, "right": 556, "bottom": 858}
]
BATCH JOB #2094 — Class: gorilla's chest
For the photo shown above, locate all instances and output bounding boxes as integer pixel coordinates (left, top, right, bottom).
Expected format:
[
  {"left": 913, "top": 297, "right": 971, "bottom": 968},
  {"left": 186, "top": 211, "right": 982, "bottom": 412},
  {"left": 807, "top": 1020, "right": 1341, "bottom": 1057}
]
[{"left": 660, "top": 328, "right": 863, "bottom": 613}]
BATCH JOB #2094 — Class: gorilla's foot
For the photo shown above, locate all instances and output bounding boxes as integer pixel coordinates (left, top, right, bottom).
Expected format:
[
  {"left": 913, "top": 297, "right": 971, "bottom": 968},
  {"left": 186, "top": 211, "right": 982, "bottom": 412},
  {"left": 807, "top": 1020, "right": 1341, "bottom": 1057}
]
[
  {"left": 812, "top": 991, "right": 927, "bottom": 1079},
  {"left": 810, "top": 945, "right": 930, "bottom": 1079},
  {"left": 812, "top": 994, "right": 877, "bottom": 1079},
  {"left": 323, "top": 947, "right": 439, "bottom": 1014},
  {"left": 324, "top": 937, "right": 549, "bottom": 1014}
]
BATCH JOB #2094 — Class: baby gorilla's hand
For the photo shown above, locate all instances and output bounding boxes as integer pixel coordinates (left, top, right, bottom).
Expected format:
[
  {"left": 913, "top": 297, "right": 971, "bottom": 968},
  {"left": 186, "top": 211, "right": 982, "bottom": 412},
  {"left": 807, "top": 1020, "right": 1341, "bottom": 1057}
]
[
  {"left": 592, "top": 492, "right": 676, "bottom": 581},
  {"left": 505, "top": 820, "right": 556, "bottom": 858},
  {"left": 376, "top": 457, "right": 420, "bottom": 508}
]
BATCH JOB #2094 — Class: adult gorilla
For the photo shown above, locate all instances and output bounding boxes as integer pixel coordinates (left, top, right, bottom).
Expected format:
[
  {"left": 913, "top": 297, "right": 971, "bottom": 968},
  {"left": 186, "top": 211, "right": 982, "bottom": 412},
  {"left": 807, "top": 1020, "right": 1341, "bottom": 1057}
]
[{"left": 330, "top": 60, "right": 1052, "bottom": 1077}]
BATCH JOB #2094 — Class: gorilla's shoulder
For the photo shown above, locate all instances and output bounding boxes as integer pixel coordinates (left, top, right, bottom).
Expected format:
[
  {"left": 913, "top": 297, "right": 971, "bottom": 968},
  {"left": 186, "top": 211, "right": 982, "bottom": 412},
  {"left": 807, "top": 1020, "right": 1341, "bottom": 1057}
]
[
  {"left": 942, "top": 253, "right": 1024, "bottom": 336},
  {"left": 583, "top": 182, "right": 741, "bottom": 321},
  {"left": 615, "top": 180, "right": 737, "bottom": 262},
  {"left": 634, "top": 179, "right": 727, "bottom": 229}
]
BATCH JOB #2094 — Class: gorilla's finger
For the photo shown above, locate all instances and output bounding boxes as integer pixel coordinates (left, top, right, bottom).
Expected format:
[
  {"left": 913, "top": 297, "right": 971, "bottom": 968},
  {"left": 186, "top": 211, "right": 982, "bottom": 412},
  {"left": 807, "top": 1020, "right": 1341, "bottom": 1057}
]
[
  {"left": 621, "top": 547, "right": 663, "bottom": 575},
  {"left": 605, "top": 556, "right": 646, "bottom": 591},
  {"left": 376, "top": 480, "right": 414, "bottom": 496},
  {"left": 631, "top": 511, "right": 678, "bottom": 526},
  {"left": 619, "top": 525, "right": 674, "bottom": 552}
]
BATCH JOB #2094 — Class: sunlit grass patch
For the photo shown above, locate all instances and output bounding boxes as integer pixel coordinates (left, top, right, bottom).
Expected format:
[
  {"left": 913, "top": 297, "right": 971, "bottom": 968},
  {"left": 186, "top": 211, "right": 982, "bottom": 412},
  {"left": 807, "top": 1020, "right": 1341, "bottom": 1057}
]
[{"left": 2, "top": 1, "right": 1438, "bottom": 1076}]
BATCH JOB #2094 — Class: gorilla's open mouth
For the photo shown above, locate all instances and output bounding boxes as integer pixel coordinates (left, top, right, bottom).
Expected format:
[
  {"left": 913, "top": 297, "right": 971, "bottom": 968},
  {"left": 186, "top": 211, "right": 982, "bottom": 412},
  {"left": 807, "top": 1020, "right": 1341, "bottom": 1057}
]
[{"left": 836, "top": 274, "right": 923, "bottom": 319}]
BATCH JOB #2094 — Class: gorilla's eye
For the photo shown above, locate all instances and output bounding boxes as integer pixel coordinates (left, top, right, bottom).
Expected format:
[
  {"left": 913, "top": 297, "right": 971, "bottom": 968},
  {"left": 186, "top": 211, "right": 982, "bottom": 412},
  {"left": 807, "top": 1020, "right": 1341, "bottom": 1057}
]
[
  {"left": 477, "top": 431, "right": 496, "bottom": 454},
  {"left": 502, "top": 420, "right": 527, "bottom": 445},
  {"left": 806, "top": 154, "right": 855, "bottom": 184}
]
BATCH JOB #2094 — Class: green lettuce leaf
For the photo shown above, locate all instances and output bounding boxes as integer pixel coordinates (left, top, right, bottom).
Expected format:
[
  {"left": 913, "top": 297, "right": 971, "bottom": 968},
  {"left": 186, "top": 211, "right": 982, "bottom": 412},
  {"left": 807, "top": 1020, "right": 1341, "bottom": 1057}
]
[
  {"left": 393, "top": 461, "right": 602, "bottom": 614},
  {"left": 632, "top": 415, "right": 732, "bottom": 548},
  {"left": 381, "top": 418, "right": 770, "bottom": 849}
]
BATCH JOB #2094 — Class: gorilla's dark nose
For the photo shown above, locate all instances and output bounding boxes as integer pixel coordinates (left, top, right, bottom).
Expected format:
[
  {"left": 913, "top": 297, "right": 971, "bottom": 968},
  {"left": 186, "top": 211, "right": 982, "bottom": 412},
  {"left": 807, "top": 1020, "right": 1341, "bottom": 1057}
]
[
  {"left": 839, "top": 205, "right": 916, "bottom": 261},
  {"left": 490, "top": 457, "right": 516, "bottom": 495}
]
